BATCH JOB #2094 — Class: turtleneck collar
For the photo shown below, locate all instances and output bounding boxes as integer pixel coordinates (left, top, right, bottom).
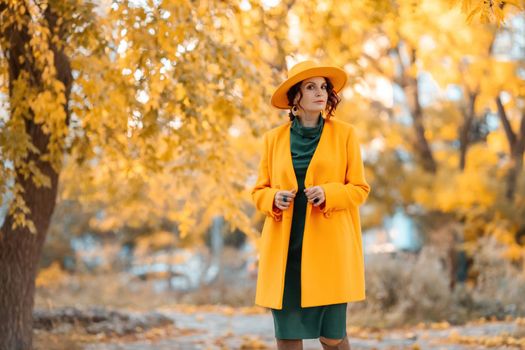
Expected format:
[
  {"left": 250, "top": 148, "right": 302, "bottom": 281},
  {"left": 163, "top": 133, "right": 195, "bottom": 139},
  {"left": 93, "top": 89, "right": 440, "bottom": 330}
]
[{"left": 291, "top": 113, "right": 324, "bottom": 139}]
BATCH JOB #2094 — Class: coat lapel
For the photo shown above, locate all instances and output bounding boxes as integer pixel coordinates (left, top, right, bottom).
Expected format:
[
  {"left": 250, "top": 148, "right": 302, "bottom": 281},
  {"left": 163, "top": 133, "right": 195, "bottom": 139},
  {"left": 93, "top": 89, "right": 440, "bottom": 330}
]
[
  {"left": 282, "top": 121, "right": 298, "bottom": 191},
  {"left": 305, "top": 116, "right": 329, "bottom": 186}
]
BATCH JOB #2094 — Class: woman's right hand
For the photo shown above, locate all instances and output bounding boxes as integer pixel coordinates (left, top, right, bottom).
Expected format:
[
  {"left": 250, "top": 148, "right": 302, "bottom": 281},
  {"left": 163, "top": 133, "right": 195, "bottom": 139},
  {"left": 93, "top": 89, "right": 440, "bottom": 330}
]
[{"left": 273, "top": 189, "right": 297, "bottom": 210}]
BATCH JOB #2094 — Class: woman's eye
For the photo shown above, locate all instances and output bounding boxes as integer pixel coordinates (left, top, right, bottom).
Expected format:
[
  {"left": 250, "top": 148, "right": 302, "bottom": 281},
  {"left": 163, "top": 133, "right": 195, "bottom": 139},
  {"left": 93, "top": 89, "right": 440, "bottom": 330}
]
[{"left": 306, "top": 85, "right": 327, "bottom": 90}]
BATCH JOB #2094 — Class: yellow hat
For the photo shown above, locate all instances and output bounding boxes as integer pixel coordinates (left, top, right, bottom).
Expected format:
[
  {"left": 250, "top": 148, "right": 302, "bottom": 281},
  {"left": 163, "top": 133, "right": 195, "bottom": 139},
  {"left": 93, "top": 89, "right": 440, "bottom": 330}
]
[{"left": 270, "top": 60, "right": 347, "bottom": 109}]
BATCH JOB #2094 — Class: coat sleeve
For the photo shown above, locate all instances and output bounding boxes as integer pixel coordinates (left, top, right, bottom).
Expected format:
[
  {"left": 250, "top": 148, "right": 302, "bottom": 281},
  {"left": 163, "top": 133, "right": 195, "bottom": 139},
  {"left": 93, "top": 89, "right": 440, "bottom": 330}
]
[
  {"left": 319, "top": 126, "right": 371, "bottom": 214},
  {"left": 251, "top": 132, "right": 283, "bottom": 221}
]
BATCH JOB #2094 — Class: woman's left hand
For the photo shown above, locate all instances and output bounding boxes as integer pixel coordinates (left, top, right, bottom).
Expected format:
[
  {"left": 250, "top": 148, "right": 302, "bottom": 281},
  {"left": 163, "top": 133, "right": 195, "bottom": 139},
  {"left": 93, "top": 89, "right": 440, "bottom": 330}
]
[{"left": 304, "top": 185, "right": 325, "bottom": 207}]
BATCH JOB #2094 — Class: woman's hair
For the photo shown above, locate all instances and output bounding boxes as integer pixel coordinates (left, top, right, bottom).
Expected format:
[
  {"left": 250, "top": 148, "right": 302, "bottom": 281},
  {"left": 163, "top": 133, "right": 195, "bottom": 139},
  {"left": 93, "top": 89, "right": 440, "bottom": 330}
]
[{"left": 286, "top": 77, "right": 341, "bottom": 121}]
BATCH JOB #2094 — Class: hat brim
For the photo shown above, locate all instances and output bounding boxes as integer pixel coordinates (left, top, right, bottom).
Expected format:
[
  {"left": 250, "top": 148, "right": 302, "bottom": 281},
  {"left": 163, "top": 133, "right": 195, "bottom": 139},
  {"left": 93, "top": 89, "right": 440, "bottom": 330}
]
[{"left": 270, "top": 66, "right": 347, "bottom": 109}]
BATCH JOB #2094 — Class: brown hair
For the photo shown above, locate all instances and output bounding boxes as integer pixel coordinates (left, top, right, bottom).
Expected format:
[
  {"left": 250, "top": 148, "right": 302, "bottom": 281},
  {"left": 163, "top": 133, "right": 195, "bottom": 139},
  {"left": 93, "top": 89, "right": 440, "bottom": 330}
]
[{"left": 286, "top": 77, "right": 341, "bottom": 121}]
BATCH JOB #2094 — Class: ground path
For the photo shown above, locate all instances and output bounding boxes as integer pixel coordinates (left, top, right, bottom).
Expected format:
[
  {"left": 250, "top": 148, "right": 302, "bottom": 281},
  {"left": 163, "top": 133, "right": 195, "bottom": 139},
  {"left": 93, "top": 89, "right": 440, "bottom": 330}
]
[{"left": 79, "top": 305, "right": 524, "bottom": 349}]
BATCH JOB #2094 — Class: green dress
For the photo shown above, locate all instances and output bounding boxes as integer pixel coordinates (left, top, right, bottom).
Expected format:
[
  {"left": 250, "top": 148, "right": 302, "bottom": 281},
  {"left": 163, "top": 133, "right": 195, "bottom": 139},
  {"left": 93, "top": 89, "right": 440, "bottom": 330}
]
[{"left": 271, "top": 114, "right": 347, "bottom": 340}]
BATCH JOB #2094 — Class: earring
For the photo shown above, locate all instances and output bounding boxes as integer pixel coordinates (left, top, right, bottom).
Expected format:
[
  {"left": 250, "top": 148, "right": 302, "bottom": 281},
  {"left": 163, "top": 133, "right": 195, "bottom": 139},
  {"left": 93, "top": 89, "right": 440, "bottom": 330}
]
[{"left": 291, "top": 105, "right": 298, "bottom": 116}]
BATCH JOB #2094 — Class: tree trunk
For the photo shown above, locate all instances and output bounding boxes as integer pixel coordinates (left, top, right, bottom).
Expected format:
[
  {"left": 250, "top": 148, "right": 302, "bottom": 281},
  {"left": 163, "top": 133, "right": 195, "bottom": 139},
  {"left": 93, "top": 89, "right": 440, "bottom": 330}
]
[
  {"left": 0, "top": 172, "right": 60, "bottom": 349},
  {"left": 396, "top": 46, "right": 437, "bottom": 173},
  {"left": 459, "top": 92, "right": 477, "bottom": 170},
  {"left": 0, "top": 4, "right": 72, "bottom": 349},
  {"left": 408, "top": 79, "right": 437, "bottom": 173},
  {"left": 495, "top": 97, "right": 525, "bottom": 200},
  {"left": 505, "top": 132, "right": 525, "bottom": 200}
]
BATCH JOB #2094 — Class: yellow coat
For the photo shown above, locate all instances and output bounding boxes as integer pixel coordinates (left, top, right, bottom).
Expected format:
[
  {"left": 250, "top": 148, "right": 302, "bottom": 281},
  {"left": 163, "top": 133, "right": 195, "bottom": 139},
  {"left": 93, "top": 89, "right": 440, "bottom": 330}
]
[{"left": 251, "top": 116, "right": 371, "bottom": 309}]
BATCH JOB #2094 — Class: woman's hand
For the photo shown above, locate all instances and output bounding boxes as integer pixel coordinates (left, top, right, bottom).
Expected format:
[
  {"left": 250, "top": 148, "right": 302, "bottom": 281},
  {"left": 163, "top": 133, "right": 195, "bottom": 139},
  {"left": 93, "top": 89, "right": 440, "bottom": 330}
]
[
  {"left": 273, "top": 189, "right": 297, "bottom": 210},
  {"left": 304, "top": 186, "right": 326, "bottom": 207}
]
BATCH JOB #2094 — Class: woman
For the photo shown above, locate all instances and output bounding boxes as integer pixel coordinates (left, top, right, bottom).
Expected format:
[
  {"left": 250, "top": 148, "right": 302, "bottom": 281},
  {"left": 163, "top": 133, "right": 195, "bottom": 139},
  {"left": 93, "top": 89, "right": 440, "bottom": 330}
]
[{"left": 251, "top": 59, "right": 371, "bottom": 350}]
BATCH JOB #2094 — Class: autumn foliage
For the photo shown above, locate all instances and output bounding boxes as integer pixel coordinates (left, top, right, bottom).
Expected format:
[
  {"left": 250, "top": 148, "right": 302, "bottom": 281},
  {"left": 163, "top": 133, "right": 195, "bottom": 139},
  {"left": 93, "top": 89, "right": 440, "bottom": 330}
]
[{"left": 0, "top": 0, "right": 524, "bottom": 348}]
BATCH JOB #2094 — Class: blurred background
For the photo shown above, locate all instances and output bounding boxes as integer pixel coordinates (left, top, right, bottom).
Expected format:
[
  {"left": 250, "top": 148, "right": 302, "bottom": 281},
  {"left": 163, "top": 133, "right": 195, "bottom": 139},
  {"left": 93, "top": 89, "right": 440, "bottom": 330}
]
[{"left": 1, "top": 0, "right": 524, "bottom": 349}]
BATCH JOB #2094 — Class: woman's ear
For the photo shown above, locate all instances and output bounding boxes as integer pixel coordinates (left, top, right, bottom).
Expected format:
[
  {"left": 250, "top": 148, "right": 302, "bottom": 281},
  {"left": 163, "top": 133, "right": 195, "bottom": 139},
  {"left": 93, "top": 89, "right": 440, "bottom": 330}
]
[{"left": 292, "top": 91, "right": 300, "bottom": 105}]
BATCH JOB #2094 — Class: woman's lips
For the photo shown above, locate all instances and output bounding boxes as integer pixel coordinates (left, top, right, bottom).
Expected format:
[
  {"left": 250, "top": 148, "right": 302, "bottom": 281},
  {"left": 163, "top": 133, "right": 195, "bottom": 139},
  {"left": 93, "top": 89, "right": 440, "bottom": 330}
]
[{"left": 314, "top": 101, "right": 325, "bottom": 103}]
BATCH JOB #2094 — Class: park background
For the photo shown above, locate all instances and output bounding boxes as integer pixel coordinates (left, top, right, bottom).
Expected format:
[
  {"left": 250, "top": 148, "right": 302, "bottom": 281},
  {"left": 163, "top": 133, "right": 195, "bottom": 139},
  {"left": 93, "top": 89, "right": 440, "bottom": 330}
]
[{"left": 1, "top": 0, "right": 525, "bottom": 349}]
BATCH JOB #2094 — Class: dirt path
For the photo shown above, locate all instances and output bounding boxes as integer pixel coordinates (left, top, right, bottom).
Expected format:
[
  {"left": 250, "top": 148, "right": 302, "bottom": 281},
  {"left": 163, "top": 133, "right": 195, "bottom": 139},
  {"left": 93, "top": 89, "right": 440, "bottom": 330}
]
[{"left": 82, "top": 306, "right": 524, "bottom": 350}]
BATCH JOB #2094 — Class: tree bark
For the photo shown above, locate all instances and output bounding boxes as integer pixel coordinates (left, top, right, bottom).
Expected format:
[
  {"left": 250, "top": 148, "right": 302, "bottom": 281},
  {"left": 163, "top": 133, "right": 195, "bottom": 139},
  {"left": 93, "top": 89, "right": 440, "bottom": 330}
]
[{"left": 0, "top": 4, "right": 72, "bottom": 349}]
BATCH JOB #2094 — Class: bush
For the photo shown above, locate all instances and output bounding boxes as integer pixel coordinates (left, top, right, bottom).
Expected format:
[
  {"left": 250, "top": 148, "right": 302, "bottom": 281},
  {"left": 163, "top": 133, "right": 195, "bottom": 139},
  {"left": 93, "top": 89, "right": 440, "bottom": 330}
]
[
  {"left": 348, "top": 248, "right": 454, "bottom": 327},
  {"left": 348, "top": 236, "right": 525, "bottom": 328},
  {"left": 470, "top": 235, "right": 525, "bottom": 318}
]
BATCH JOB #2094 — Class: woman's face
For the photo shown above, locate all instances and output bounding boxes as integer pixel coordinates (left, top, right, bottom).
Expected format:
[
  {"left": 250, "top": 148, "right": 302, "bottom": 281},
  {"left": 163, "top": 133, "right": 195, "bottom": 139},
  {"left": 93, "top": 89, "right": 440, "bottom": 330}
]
[{"left": 293, "top": 76, "right": 328, "bottom": 115}]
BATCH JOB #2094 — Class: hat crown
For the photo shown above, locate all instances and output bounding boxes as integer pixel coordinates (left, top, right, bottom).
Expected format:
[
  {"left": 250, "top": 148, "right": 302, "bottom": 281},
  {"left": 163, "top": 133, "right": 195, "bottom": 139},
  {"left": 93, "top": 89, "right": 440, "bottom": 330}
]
[
  {"left": 271, "top": 59, "right": 347, "bottom": 109},
  {"left": 287, "top": 60, "right": 319, "bottom": 78}
]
